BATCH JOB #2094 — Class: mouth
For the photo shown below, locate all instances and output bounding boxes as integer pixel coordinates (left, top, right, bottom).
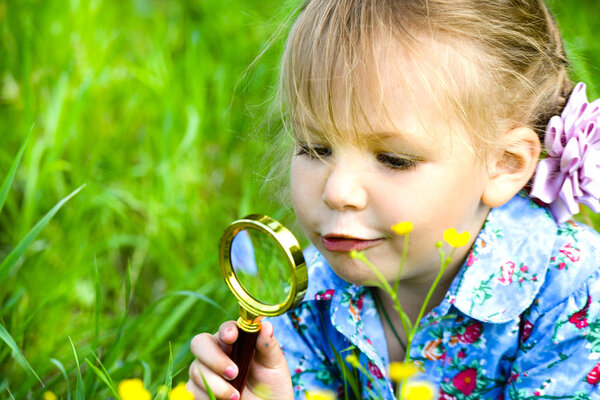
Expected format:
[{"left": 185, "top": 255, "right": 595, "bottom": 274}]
[{"left": 321, "top": 235, "right": 384, "bottom": 252}]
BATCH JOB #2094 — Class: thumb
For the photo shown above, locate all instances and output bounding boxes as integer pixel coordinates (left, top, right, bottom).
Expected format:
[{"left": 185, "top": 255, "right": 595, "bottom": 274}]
[{"left": 253, "top": 321, "right": 287, "bottom": 369}]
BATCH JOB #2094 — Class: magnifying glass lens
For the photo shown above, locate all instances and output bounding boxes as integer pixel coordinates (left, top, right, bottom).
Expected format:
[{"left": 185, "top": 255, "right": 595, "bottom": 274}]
[
  {"left": 230, "top": 229, "right": 293, "bottom": 306},
  {"left": 220, "top": 215, "right": 307, "bottom": 396}
]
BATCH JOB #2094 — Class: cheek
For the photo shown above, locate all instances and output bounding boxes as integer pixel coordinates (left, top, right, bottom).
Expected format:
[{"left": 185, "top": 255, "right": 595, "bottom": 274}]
[
  {"left": 289, "top": 157, "right": 306, "bottom": 190},
  {"left": 289, "top": 158, "right": 317, "bottom": 219},
  {"left": 289, "top": 158, "right": 305, "bottom": 207}
]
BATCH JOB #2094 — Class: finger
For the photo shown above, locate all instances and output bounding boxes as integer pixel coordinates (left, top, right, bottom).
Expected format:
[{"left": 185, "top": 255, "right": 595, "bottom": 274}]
[
  {"left": 253, "top": 321, "right": 288, "bottom": 370},
  {"left": 188, "top": 359, "right": 240, "bottom": 400},
  {"left": 217, "top": 320, "right": 240, "bottom": 349},
  {"left": 185, "top": 379, "right": 210, "bottom": 400},
  {"left": 190, "top": 333, "right": 239, "bottom": 381}
]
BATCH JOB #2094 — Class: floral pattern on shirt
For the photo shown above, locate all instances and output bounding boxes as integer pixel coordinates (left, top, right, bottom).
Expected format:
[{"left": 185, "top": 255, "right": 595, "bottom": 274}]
[{"left": 268, "top": 194, "right": 600, "bottom": 399}]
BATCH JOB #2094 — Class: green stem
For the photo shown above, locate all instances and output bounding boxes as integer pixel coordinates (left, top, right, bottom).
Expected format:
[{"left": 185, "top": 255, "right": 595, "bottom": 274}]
[
  {"left": 352, "top": 242, "right": 459, "bottom": 400},
  {"left": 404, "top": 247, "right": 455, "bottom": 364},
  {"left": 351, "top": 251, "right": 413, "bottom": 335},
  {"left": 393, "top": 234, "right": 410, "bottom": 295}
]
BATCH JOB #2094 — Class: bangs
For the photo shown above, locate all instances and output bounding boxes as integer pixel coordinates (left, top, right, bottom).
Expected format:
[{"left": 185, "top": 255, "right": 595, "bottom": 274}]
[
  {"left": 279, "top": 0, "right": 500, "bottom": 156},
  {"left": 279, "top": 0, "right": 410, "bottom": 147}
]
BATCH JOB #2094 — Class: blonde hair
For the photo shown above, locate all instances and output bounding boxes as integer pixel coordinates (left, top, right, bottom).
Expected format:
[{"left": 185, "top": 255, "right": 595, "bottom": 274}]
[{"left": 277, "top": 0, "right": 572, "bottom": 154}]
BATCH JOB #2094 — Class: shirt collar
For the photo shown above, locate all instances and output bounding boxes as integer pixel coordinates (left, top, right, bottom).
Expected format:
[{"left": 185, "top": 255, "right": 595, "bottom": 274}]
[
  {"left": 302, "top": 248, "right": 391, "bottom": 377},
  {"left": 448, "top": 193, "right": 558, "bottom": 323}
]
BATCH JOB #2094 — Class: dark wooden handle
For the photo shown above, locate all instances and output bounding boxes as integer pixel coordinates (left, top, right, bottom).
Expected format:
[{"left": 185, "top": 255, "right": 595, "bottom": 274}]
[{"left": 230, "top": 328, "right": 260, "bottom": 395}]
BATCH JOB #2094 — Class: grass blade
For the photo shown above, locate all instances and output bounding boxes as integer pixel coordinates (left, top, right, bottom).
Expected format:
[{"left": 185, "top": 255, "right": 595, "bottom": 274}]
[
  {"left": 0, "top": 323, "right": 43, "bottom": 385},
  {"left": 0, "top": 126, "right": 32, "bottom": 216},
  {"left": 141, "top": 360, "right": 152, "bottom": 389},
  {"left": 85, "top": 356, "right": 120, "bottom": 399},
  {"left": 69, "top": 337, "right": 85, "bottom": 400},
  {"left": 0, "top": 381, "right": 11, "bottom": 398},
  {"left": 125, "top": 262, "right": 132, "bottom": 313},
  {"left": 93, "top": 258, "right": 101, "bottom": 352},
  {"left": 144, "top": 297, "right": 196, "bottom": 356},
  {"left": 199, "top": 371, "right": 217, "bottom": 400},
  {"left": 0, "top": 288, "right": 25, "bottom": 316},
  {"left": 0, "top": 184, "right": 85, "bottom": 283},
  {"left": 166, "top": 290, "right": 232, "bottom": 318},
  {"left": 1, "top": 385, "right": 16, "bottom": 400},
  {"left": 50, "top": 358, "right": 72, "bottom": 400},
  {"left": 163, "top": 342, "right": 174, "bottom": 392},
  {"left": 328, "top": 342, "right": 361, "bottom": 400}
]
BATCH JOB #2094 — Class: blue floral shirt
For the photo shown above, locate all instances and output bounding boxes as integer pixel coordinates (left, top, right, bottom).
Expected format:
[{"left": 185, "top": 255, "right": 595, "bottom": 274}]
[{"left": 268, "top": 194, "right": 600, "bottom": 399}]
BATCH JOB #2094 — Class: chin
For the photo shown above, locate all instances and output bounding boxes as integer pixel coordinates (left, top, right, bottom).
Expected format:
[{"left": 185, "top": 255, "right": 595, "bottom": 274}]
[{"left": 323, "top": 252, "right": 383, "bottom": 286}]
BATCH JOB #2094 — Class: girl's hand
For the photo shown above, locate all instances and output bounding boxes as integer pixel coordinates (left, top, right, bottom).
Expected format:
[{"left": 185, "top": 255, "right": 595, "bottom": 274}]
[{"left": 187, "top": 320, "right": 293, "bottom": 400}]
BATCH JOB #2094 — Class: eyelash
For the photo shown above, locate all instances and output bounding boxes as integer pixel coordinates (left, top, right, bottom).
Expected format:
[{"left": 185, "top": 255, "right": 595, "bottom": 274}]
[
  {"left": 295, "top": 144, "right": 332, "bottom": 159},
  {"left": 376, "top": 153, "right": 418, "bottom": 171},
  {"left": 296, "top": 144, "right": 418, "bottom": 171}
]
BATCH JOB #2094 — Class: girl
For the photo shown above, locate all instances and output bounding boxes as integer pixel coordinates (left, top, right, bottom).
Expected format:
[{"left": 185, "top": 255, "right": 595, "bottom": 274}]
[{"left": 188, "top": 0, "right": 600, "bottom": 398}]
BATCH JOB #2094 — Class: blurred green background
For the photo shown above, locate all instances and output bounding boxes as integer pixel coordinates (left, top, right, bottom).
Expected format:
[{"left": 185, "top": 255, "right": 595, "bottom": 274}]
[{"left": 0, "top": 0, "right": 598, "bottom": 398}]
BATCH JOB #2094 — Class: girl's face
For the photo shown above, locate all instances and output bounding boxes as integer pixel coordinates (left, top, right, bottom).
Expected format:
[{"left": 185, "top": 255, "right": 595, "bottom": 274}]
[{"left": 289, "top": 56, "right": 493, "bottom": 287}]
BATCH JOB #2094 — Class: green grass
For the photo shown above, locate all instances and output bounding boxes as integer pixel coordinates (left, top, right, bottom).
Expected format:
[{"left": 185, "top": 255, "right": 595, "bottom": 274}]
[
  {"left": 0, "top": 0, "right": 599, "bottom": 398},
  {"left": 0, "top": 0, "right": 299, "bottom": 397}
]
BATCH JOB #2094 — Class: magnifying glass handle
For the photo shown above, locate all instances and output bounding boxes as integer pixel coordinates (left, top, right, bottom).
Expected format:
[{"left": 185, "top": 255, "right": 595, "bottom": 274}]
[{"left": 230, "top": 328, "right": 260, "bottom": 394}]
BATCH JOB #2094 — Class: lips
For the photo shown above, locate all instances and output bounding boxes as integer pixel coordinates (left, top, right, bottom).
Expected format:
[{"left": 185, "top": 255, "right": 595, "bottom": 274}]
[{"left": 321, "top": 235, "right": 383, "bottom": 252}]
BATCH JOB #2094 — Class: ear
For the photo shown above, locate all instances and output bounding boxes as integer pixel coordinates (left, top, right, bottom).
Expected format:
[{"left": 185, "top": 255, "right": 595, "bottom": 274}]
[{"left": 482, "top": 127, "right": 541, "bottom": 208}]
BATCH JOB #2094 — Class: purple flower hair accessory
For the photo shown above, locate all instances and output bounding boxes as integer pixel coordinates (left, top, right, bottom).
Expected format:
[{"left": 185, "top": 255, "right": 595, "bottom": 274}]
[{"left": 530, "top": 82, "right": 600, "bottom": 223}]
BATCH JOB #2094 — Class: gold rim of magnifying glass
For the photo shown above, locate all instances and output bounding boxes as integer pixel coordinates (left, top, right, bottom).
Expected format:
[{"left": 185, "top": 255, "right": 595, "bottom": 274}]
[{"left": 219, "top": 214, "right": 308, "bottom": 324}]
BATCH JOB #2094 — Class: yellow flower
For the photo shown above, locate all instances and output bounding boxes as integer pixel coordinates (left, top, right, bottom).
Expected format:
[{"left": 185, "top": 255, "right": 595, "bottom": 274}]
[
  {"left": 345, "top": 354, "right": 360, "bottom": 368},
  {"left": 169, "top": 382, "right": 194, "bottom": 400},
  {"left": 391, "top": 221, "right": 414, "bottom": 236},
  {"left": 404, "top": 381, "right": 435, "bottom": 400},
  {"left": 305, "top": 389, "right": 336, "bottom": 400},
  {"left": 118, "top": 378, "right": 151, "bottom": 400},
  {"left": 43, "top": 391, "right": 58, "bottom": 400},
  {"left": 389, "top": 362, "right": 418, "bottom": 382},
  {"left": 443, "top": 228, "right": 471, "bottom": 248},
  {"left": 169, "top": 382, "right": 193, "bottom": 400}
]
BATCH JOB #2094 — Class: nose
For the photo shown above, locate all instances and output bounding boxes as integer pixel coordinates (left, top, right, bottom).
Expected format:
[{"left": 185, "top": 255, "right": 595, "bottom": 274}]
[{"left": 322, "top": 155, "right": 368, "bottom": 211}]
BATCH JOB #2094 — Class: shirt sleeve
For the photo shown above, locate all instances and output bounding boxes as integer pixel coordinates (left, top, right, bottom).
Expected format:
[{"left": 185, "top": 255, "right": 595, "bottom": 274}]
[
  {"left": 506, "top": 268, "right": 600, "bottom": 399},
  {"left": 268, "top": 301, "right": 345, "bottom": 399}
]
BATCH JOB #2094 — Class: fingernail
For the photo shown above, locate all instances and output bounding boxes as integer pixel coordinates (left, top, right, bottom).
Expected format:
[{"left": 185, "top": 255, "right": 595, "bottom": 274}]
[
  {"left": 224, "top": 365, "right": 237, "bottom": 380},
  {"left": 263, "top": 321, "right": 274, "bottom": 338},
  {"left": 229, "top": 391, "right": 240, "bottom": 400}
]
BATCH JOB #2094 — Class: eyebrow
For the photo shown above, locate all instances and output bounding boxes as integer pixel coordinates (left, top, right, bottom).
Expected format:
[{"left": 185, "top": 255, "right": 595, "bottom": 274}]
[{"left": 291, "top": 120, "right": 422, "bottom": 146}]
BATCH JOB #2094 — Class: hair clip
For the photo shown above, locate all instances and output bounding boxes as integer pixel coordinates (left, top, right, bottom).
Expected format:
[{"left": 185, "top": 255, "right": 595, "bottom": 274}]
[{"left": 530, "top": 82, "right": 600, "bottom": 223}]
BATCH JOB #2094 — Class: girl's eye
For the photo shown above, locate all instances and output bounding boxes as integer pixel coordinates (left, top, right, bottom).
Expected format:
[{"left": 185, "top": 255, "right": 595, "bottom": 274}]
[
  {"left": 296, "top": 144, "right": 332, "bottom": 159},
  {"left": 376, "top": 153, "right": 418, "bottom": 170}
]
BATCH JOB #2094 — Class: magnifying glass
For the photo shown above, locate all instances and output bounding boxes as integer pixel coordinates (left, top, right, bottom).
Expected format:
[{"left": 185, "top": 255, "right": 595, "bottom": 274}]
[{"left": 219, "top": 214, "right": 308, "bottom": 395}]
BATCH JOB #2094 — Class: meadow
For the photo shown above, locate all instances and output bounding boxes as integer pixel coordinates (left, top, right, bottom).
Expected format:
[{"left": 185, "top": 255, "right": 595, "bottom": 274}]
[{"left": 0, "top": 0, "right": 599, "bottom": 398}]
